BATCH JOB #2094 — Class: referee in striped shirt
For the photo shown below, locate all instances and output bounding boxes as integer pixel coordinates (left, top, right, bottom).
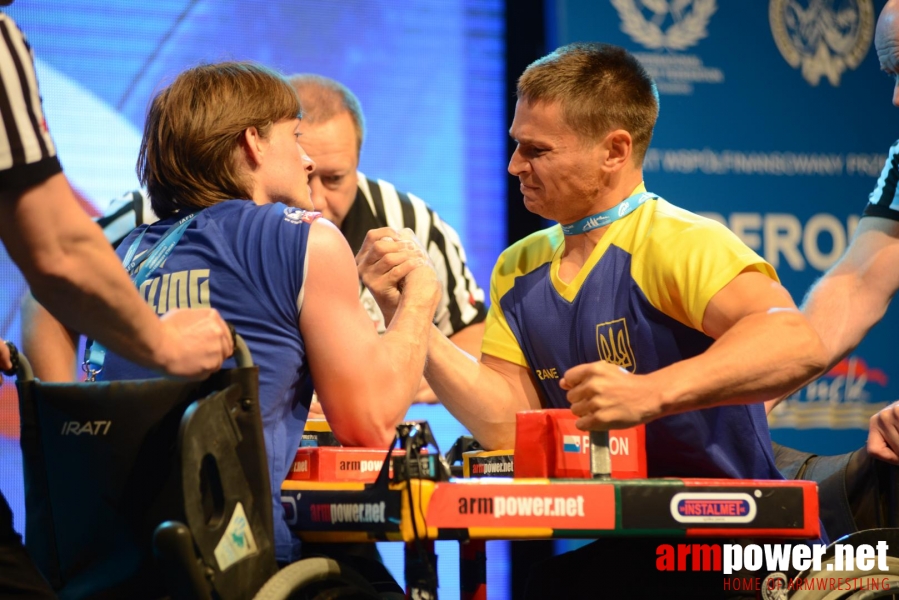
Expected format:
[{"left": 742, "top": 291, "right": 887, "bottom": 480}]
[
  {"left": 0, "top": 8, "right": 231, "bottom": 597},
  {"left": 288, "top": 74, "right": 486, "bottom": 405}
]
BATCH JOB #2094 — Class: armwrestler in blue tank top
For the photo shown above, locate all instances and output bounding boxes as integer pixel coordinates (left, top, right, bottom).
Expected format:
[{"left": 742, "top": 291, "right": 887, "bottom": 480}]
[{"left": 101, "top": 200, "right": 318, "bottom": 562}]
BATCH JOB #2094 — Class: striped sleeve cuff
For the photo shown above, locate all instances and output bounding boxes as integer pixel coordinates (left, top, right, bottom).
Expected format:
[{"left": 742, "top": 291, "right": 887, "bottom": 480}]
[
  {"left": 862, "top": 202, "right": 899, "bottom": 222},
  {"left": 0, "top": 155, "right": 60, "bottom": 195}
]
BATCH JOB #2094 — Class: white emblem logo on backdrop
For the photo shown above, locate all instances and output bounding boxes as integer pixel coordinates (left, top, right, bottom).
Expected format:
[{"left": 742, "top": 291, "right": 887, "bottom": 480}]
[
  {"left": 770, "top": 0, "right": 874, "bottom": 87},
  {"left": 611, "top": 0, "right": 723, "bottom": 95},
  {"left": 611, "top": 0, "right": 718, "bottom": 51}
]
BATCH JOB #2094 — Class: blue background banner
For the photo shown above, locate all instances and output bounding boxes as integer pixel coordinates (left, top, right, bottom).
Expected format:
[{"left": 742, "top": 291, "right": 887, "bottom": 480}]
[{"left": 548, "top": 0, "right": 897, "bottom": 455}]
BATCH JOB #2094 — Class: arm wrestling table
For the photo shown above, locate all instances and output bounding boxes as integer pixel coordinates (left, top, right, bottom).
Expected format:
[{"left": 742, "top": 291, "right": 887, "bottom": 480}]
[{"left": 282, "top": 411, "right": 819, "bottom": 600}]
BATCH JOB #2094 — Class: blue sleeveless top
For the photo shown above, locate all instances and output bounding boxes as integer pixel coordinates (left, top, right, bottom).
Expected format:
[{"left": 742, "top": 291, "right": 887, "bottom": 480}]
[{"left": 102, "top": 200, "right": 316, "bottom": 561}]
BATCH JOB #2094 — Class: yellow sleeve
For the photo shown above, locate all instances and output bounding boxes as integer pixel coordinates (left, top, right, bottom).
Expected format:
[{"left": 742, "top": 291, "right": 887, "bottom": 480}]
[
  {"left": 630, "top": 208, "right": 778, "bottom": 333},
  {"left": 480, "top": 251, "right": 530, "bottom": 367}
]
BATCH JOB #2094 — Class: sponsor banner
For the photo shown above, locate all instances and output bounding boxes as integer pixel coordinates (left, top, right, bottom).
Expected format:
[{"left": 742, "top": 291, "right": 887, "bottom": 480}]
[
  {"left": 619, "top": 480, "right": 817, "bottom": 537},
  {"left": 425, "top": 481, "right": 615, "bottom": 530},
  {"left": 463, "top": 450, "right": 515, "bottom": 478},
  {"left": 671, "top": 493, "right": 757, "bottom": 523},
  {"left": 514, "top": 409, "right": 646, "bottom": 479},
  {"left": 281, "top": 478, "right": 816, "bottom": 540},
  {"left": 280, "top": 487, "right": 402, "bottom": 534},
  {"left": 287, "top": 447, "right": 399, "bottom": 483}
]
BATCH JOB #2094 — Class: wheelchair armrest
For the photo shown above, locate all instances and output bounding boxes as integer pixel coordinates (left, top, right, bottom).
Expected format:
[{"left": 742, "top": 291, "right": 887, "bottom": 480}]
[
  {"left": 154, "top": 521, "right": 213, "bottom": 600},
  {"left": 4, "top": 340, "right": 32, "bottom": 381}
]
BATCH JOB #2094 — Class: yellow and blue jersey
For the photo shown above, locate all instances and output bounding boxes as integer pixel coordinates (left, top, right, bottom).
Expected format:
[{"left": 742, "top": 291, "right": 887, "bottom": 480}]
[{"left": 483, "top": 187, "right": 782, "bottom": 480}]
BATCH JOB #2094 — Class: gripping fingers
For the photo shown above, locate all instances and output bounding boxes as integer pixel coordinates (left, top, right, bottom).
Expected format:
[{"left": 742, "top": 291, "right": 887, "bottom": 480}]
[
  {"left": 386, "top": 256, "right": 426, "bottom": 284},
  {"left": 569, "top": 398, "right": 606, "bottom": 431},
  {"left": 568, "top": 397, "right": 593, "bottom": 418},
  {"left": 377, "top": 247, "right": 421, "bottom": 271}
]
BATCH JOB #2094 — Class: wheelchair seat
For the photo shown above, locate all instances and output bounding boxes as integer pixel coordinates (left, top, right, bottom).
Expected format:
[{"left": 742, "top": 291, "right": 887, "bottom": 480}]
[{"left": 9, "top": 338, "right": 381, "bottom": 600}]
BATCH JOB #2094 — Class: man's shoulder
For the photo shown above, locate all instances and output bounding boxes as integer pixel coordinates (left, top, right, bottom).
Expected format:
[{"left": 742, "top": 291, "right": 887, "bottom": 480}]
[
  {"left": 631, "top": 196, "right": 774, "bottom": 282},
  {"left": 633, "top": 196, "right": 737, "bottom": 248},
  {"left": 623, "top": 195, "right": 770, "bottom": 275},
  {"left": 494, "top": 226, "right": 560, "bottom": 277}
]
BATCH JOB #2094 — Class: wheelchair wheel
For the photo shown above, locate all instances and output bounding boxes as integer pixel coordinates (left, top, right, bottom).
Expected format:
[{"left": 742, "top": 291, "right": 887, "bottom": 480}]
[{"left": 252, "top": 557, "right": 381, "bottom": 600}]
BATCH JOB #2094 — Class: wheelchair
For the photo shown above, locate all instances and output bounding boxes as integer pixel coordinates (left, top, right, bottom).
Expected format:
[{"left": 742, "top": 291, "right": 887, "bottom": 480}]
[{"left": 7, "top": 338, "right": 386, "bottom": 600}]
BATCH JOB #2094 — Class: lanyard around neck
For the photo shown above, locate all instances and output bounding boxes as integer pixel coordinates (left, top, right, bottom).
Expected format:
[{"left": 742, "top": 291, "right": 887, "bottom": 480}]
[
  {"left": 83, "top": 210, "right": 201, "bottom": 379},
  {"left": 122, "top": 210, "right": 199, "bottom": 287},
  {"left": 560, "top": 191, "right": 656, "bottom": 236}
]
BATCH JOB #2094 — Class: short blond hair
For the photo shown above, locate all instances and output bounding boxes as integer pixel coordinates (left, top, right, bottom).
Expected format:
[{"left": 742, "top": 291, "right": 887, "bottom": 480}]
[
  {"left": 139, "top": 61, "right": 301, "bottom": 218},
  {"left": 518, "top": 43, "right": 659, "bottom": 163},
  {"left": 287, "top": 74, "right": 366, "bottom": 155}
]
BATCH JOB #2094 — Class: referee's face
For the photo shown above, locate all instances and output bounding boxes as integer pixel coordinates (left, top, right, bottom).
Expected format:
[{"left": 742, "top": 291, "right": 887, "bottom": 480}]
[
  {"left": 876, "top": 1, "right": 899, "bottom": 106},
  {"left": 299, "top": 111, "right": 360, "bottom": 227}
]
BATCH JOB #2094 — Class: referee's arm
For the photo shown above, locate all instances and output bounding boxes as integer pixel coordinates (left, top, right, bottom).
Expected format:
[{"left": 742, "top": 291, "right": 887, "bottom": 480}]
[
  {"left": 0, "top": 15, "right": 231, "bottom": 378},
  {"left": 20, "top": 191, "right": 151, "bottom": 380}
]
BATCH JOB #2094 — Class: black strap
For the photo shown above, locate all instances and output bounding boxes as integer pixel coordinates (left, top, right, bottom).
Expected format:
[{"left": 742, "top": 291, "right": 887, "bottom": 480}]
[{"left": 132, "top": 190, "right": 145, "bottom": 226}]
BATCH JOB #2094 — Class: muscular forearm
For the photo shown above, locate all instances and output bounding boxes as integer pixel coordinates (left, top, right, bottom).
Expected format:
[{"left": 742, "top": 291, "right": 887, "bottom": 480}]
[
  {"left": 326, "top": 282, "right": 440, "bottom": 448},
  {"left": 425, "top": 326, "right": 531, "bottom": 449},
  {"left": 801, "top": 272, "right": 885, "bottom": 371},
  {"left": 651, "top": 310, "right": 827, "bottom": 416},
  {"left": 764, "top": 266, "right": 891, "bottom": 416},
  {"left": 762, "top": 271, "right": 877, "bottom": 416},
  {"left": 376, "top": 294, "right": 439, "bottom": 418},
  {"left": 1, "top": 175, "right": 173, "bottom": 371},
  {"left": 409, "top": 321, "right": 486, "bottom": 405},
  {"left": 798, "top": 217, "right": 899, "bottom": 371},
  {"left": 764, "top": 274, "right": 873, "bottom": 415}
]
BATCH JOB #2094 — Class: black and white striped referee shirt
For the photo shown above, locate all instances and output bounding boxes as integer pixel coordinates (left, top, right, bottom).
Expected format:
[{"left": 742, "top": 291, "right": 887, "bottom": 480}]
[
  {"left": 343, "top": 175, "right": 486, "bottom": 337},
  {"left": 864, "top": 140, "right": 899, "bottom": 220},
  {"left": 0, "top": 13, "right": 60, "bottom": 193},
  {"left": 99, "top": 175, "right": 487, "bottom": 338}
]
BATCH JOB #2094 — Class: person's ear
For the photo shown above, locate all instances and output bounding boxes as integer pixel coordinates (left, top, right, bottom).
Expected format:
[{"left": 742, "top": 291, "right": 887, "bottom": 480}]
[
  {"left": 241, "top": 126, "right": 265, "bottom": 168},
  {"left": 599, "top": 129, "right": 632, "bottom": 173}
]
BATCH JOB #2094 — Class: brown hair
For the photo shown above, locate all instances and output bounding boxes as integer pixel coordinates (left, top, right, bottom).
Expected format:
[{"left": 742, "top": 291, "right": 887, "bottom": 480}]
[
  {"left": 517, "top": 43, "right": 659, "bottom": 163},
  {"left": 138, "top": 61, "right": 301, "bottom": 218},
  {"left": 287, "top": 74, "right": 366, "bottom": 155}
]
